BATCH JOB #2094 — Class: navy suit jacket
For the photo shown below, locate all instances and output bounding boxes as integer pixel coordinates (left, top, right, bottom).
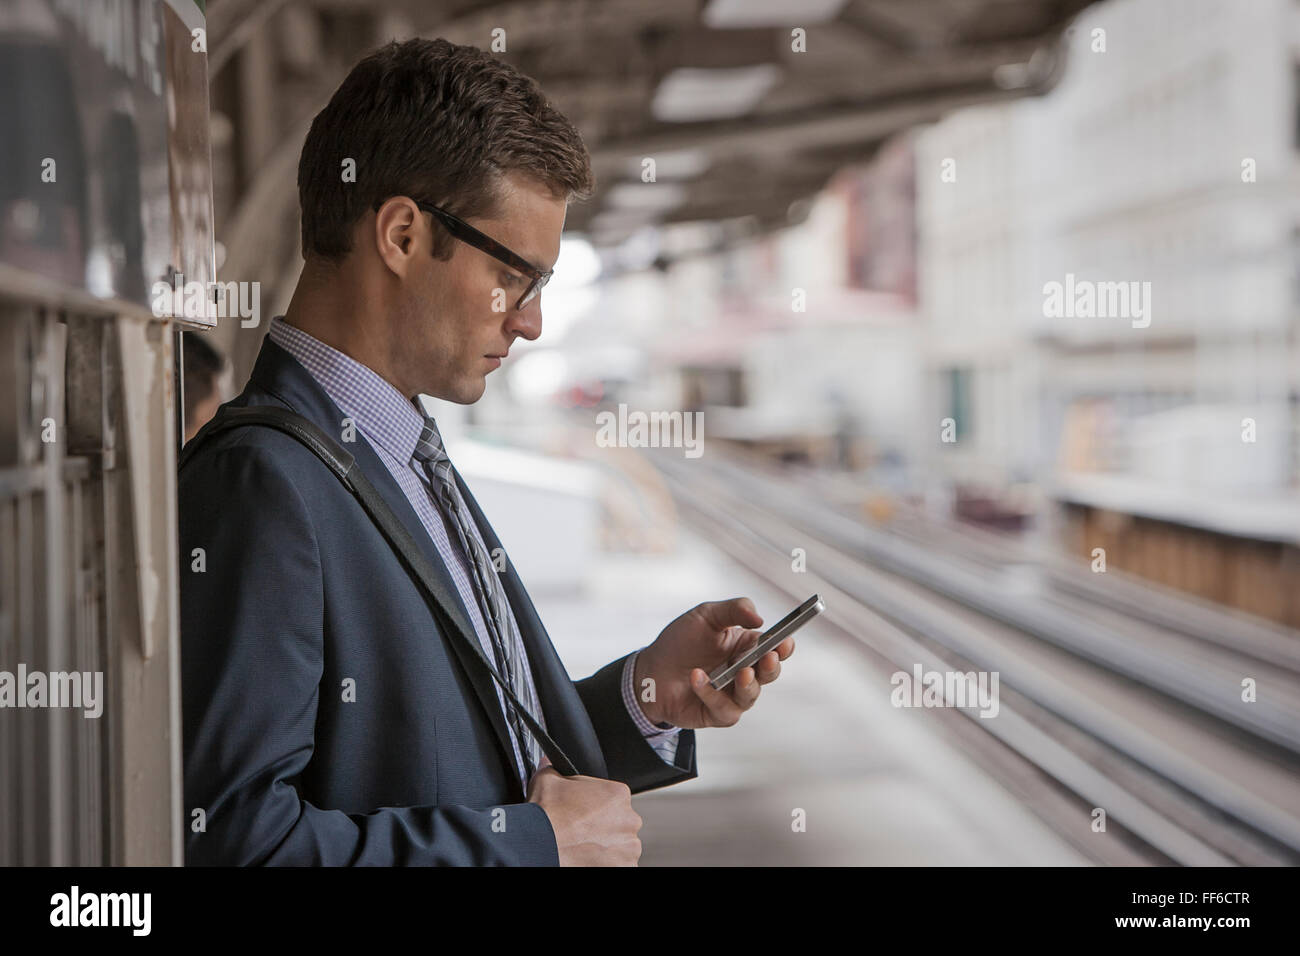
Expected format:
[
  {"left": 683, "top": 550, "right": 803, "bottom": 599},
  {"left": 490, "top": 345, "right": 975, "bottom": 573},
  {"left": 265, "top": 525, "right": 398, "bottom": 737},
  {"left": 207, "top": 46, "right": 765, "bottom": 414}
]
[{"left": 179, "top": 334, "right": 697, "bottom": 865}]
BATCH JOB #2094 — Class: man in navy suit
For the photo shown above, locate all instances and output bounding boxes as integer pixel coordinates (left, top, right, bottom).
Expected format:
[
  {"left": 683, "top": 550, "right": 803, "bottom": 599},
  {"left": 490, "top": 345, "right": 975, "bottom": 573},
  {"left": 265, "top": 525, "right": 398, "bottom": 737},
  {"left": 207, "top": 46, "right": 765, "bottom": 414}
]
[{"left": 180, "top": 37, "right": 795, "bottom": 866}]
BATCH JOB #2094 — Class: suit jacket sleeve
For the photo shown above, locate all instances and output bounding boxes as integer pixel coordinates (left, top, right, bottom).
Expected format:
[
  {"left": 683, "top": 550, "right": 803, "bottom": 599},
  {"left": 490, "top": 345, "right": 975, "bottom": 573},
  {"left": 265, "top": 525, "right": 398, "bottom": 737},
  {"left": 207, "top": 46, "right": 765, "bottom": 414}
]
[
  {"left": 575, "top": 654, "right": 698, "bottom": 794},
  {"left": 181, "top": 440, "right": 557, "bottom": 866}
]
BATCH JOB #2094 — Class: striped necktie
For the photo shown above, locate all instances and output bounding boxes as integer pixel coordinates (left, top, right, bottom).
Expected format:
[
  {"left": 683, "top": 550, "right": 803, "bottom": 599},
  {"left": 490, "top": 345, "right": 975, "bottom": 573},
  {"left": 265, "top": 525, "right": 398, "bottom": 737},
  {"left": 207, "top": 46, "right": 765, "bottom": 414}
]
[{"left": 411, "top": 416, "right": 543, "bottom": 783}]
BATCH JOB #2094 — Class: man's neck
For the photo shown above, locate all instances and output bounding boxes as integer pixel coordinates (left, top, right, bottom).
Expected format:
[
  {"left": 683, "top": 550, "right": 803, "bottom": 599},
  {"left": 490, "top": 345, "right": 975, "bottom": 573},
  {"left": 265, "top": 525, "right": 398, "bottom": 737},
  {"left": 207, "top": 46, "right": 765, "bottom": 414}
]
[{"left": 283, "top": 271, "right": 411, "bottom": 398}]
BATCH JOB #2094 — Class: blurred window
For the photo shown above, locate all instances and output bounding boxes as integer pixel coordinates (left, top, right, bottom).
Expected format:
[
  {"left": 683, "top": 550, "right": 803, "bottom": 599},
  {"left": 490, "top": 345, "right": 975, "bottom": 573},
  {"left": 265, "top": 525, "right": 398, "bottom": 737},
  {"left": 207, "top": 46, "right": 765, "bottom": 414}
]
[{"left": 946, "top": 366, "right": 971, "bottom": 440}]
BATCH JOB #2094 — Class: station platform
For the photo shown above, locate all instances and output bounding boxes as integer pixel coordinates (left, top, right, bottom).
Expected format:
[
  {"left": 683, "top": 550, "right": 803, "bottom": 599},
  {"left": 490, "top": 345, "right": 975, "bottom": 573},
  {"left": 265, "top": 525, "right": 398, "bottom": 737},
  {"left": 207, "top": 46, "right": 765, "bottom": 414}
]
[{"left": 531, "top": 529, "right": 1090, "bottom": 866}]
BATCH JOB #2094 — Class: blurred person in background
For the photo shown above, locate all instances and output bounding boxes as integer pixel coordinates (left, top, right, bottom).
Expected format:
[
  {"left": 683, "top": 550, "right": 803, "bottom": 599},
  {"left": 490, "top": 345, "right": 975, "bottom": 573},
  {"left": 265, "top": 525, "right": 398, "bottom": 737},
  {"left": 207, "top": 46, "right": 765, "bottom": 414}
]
[
  {"left": 181, "top": 331, "right": 228, "bottom": 443},
  {"left": 179, "top": 37, "right": 795, "bottom": 867}
]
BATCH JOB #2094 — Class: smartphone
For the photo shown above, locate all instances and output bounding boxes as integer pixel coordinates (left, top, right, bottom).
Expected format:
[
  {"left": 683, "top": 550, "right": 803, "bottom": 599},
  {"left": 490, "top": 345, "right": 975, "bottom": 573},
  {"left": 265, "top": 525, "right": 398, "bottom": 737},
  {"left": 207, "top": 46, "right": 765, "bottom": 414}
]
[{"left": 707, "top": 594, "right": 824, "bottom": 691}]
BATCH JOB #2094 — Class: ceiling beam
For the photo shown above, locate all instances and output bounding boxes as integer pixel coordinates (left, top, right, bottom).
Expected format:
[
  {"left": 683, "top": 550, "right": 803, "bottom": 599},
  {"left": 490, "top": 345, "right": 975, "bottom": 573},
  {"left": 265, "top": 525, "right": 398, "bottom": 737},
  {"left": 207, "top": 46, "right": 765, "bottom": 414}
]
[{"left": 589, "top": 76, "right": 1042, "bottom": 169}]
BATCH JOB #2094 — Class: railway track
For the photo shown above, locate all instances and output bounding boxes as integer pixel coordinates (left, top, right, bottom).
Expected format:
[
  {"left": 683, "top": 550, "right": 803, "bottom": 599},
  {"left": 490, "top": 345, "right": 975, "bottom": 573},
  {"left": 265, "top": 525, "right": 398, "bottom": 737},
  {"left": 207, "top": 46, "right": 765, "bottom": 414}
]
[
  {"left": 791, "top": 459, "right": 1300, "bottom": 676},
  {"left": 649, "top": 451, "right": 1300, "bottom": 866}
]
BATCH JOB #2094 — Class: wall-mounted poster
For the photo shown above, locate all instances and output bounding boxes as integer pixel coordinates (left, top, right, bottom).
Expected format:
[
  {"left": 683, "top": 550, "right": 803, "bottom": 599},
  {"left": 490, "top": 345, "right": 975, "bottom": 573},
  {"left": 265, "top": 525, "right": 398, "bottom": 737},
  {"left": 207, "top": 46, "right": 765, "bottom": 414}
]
[{"left": 0, "top": 0, "right": 215, "bottom": 326}]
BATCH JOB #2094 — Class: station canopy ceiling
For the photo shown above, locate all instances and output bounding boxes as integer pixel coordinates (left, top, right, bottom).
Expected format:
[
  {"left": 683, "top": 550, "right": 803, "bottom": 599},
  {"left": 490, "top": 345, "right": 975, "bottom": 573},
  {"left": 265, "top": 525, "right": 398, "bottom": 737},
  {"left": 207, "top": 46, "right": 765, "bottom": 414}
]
[{"left": 210, "top": 0, "right": 1096, "bottom": 281}]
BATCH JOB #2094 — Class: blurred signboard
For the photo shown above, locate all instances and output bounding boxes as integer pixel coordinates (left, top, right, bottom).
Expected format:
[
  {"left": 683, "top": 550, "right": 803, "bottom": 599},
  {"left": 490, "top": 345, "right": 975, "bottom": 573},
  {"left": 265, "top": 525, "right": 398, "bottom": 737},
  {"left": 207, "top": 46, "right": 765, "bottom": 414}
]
[{"left": 0, "top": 0, "right": 215, "bottom": 325}]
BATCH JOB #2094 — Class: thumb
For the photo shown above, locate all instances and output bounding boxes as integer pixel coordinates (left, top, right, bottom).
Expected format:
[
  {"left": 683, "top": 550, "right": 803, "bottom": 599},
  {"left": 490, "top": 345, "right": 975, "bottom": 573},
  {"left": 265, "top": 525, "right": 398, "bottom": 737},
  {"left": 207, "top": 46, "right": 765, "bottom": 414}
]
[{"left": 697, "top": 596, "right": 763, "bottom": 632}]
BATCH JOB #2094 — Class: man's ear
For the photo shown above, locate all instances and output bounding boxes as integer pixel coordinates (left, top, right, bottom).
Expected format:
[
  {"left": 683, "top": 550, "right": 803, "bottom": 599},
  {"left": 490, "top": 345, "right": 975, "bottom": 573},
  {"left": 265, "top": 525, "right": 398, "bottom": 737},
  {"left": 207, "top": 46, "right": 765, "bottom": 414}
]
[{"left": 372, "top": 198, "right": 423, "bottom": 277}]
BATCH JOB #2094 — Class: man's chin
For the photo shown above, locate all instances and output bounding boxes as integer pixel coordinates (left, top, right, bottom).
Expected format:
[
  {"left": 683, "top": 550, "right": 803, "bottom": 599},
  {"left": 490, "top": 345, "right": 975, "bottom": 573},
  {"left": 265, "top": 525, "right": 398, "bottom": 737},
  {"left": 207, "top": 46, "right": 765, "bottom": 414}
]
[{"left": 445, "top": 380, "right": 487, "bottom": 406}]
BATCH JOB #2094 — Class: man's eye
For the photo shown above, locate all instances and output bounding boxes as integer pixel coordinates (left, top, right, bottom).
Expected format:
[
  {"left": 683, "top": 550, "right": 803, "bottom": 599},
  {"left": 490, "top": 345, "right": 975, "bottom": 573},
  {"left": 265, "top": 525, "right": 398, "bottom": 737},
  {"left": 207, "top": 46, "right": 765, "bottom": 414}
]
[{"left": 501, "top": 272, "right": 524, "bottom": 286}]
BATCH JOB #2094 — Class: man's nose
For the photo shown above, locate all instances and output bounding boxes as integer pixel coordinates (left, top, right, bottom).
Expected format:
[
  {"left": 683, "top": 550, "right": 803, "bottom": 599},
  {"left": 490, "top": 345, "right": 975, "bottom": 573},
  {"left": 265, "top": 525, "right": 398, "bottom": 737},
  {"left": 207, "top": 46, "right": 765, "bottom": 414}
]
[{"left": 508, "top": 301, "right": 542, "bottom": 341}]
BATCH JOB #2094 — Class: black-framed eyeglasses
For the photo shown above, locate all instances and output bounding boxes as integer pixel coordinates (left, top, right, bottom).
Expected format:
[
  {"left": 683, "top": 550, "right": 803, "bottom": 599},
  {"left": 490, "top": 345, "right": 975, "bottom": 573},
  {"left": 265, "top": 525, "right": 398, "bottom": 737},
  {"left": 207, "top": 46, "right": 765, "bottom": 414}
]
[{"left": 373, "top": 197, "right": 552, "bottom": 310}]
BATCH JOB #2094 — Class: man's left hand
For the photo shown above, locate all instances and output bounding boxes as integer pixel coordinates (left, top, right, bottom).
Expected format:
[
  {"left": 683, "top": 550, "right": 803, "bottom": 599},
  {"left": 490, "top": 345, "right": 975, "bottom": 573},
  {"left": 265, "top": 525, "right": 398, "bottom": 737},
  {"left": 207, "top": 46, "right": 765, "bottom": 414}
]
[{"left": 632, "top": 597, "right": 794, "bottom": 729}]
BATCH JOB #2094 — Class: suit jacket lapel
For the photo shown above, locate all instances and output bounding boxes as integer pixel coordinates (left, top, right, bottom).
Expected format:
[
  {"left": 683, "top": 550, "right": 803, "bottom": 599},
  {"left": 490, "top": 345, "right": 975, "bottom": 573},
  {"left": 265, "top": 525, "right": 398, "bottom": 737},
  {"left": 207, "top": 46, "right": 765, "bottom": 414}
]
[
  {"left": 245, "top": 336, "right": 520, "bottom": 783},
  {"left": 451, "top": 464, "right": 609, "bottom": 779},
  {"left": 339, "top": 424, "right": 521, "bottom": 784}
]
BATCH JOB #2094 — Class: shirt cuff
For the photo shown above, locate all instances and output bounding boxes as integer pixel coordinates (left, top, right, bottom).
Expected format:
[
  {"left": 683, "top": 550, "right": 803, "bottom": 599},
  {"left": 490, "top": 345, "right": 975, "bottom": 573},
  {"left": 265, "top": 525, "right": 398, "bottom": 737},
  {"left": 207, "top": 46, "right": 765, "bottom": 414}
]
[{"left": 621, "top": 650, "right": 681, "bottom": 739}]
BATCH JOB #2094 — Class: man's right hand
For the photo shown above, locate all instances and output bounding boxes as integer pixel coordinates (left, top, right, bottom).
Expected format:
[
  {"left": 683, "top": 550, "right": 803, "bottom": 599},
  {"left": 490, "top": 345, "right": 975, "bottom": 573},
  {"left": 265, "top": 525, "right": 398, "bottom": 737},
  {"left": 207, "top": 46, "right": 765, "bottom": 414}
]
[{"left": 527, "top": 767, "right": 642, "bottom": 866}]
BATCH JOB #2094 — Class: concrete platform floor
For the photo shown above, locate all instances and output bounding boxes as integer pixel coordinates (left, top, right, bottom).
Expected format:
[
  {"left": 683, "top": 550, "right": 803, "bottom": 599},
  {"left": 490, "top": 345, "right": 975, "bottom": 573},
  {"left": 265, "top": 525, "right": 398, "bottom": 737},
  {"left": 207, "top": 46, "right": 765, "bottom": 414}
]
[{"left": 531, "top": 530, "right": 1090, "bottom": 866}]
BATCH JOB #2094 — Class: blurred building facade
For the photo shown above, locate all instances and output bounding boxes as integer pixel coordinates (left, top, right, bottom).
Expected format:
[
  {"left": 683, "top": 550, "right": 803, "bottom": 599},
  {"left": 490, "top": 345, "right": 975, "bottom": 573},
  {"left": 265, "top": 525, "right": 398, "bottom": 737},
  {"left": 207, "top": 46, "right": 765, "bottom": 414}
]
[{"left": 915, "top": 0, "right": 1300, "bottom": 623}]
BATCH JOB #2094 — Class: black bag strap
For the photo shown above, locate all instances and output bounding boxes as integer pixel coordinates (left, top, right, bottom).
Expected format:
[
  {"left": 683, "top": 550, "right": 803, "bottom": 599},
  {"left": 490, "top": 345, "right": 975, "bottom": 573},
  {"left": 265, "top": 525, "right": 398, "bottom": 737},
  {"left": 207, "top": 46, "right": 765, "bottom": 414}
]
[{"left": 180, "top": 404, "right": 579, "bottom": 778}]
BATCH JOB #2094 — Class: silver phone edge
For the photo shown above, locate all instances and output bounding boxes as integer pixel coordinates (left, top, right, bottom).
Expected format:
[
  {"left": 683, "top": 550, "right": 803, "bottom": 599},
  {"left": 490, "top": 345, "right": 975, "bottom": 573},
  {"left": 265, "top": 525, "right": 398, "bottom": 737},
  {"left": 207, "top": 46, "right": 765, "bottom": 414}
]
[{"left": 707, "top": 597, "right": 824, "bottom": 690}]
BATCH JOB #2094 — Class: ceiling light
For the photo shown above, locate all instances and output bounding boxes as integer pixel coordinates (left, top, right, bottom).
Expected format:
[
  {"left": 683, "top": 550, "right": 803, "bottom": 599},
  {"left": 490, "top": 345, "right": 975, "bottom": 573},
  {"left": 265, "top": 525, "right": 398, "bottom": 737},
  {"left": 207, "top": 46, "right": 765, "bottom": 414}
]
[
  {"left": 603, "top": 182, "right": 687, "bottom": 211},
  {"left": 624, "top": 149, "right": 712, "bottom": 180},
  {"left": 703, "top": 0, "right": 847, "bottom": 28},
  {"left": 651, "top": 65, "right": 779, "bottom": 122}
]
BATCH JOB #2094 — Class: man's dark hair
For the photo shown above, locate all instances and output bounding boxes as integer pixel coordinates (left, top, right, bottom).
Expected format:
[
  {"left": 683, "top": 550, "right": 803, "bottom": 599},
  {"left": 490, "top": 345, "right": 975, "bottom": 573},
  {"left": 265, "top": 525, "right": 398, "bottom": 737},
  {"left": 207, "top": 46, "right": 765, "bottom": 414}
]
[
  {"left": 182, "top": 331, "right": 225, "bottom": 420},
  {"left": 297, "top": 37, "right": 595, "bottom": 262}
]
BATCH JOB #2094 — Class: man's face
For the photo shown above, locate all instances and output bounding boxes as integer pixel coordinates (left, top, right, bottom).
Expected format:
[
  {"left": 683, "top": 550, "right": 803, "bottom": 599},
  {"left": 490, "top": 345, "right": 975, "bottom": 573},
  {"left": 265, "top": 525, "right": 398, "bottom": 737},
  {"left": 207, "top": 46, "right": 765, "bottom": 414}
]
[{"left": 385, "top": 171, "right": 566, "bottom": 404}]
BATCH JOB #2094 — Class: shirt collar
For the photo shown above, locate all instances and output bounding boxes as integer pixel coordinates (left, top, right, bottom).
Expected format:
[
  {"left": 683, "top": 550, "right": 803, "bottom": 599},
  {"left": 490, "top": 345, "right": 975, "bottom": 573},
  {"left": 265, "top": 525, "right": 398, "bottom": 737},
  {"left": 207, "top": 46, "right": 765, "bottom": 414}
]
[{"left": 267, "top": 315, "right": 427, "bottom": 466}]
